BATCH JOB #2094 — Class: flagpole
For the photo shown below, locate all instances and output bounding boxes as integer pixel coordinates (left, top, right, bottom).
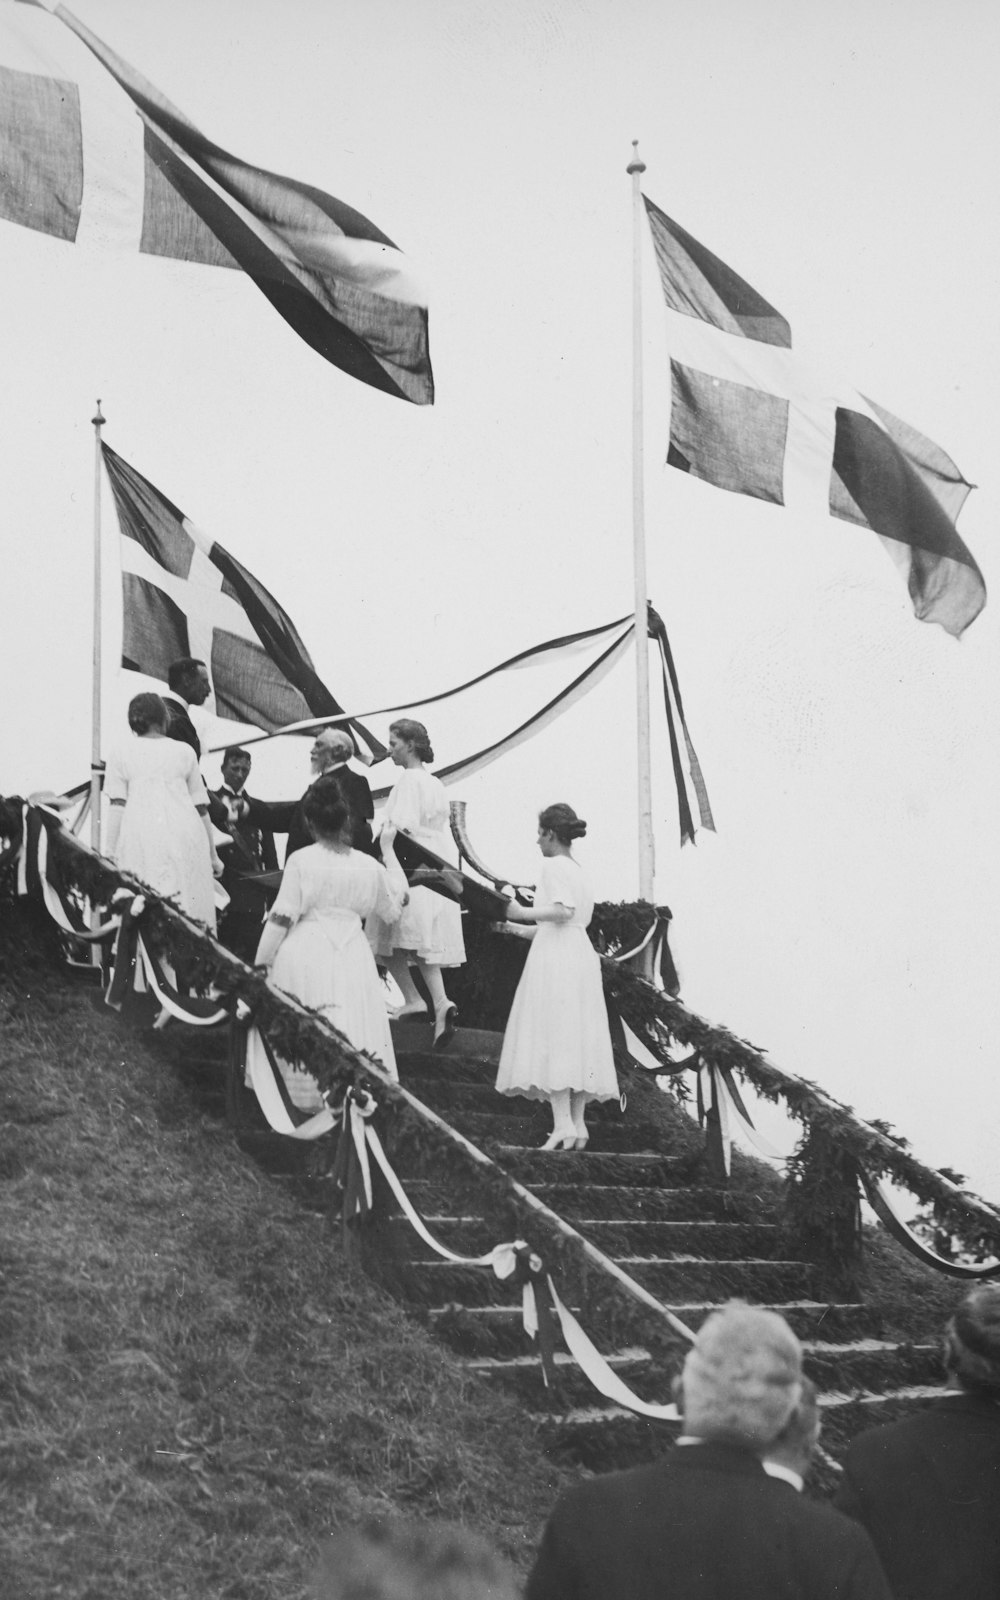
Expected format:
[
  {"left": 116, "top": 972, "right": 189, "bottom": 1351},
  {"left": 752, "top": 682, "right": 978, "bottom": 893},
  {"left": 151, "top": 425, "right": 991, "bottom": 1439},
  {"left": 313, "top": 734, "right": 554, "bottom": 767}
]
[
  {"left": 90, "top": 401, "right": 105, "bottom": 854},
  {"left": 628, "top": 140, "right": 655, "bottom": 903}
]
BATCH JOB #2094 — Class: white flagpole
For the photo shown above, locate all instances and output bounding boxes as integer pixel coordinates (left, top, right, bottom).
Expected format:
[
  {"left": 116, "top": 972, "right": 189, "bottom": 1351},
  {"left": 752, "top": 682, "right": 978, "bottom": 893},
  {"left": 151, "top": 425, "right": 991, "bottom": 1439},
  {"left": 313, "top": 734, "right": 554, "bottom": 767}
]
[
  {"left": 628, "top": 141, "right": 655, "bottom": 902},
  {"left": 90, "top": 401, "right": 105, "bottom": 854}
]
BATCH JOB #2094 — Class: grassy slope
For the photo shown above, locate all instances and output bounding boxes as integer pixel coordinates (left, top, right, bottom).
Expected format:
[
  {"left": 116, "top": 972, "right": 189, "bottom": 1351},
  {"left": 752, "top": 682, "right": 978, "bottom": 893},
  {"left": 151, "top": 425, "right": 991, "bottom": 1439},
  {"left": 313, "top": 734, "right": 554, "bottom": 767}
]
[{"left": 0, "top": 903, "right": 575, "bottom": 1600}]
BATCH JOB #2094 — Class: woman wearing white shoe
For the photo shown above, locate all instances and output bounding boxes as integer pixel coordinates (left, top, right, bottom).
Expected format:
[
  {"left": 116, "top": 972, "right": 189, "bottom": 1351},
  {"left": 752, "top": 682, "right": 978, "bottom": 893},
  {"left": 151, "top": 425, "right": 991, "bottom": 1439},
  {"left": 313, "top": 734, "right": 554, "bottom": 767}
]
[
  {"left": 495, "top": 804, "right": 618, "bottom": 1149},
  {"left": 366, "top": 719, "right": 465, "bottom": 1049}
]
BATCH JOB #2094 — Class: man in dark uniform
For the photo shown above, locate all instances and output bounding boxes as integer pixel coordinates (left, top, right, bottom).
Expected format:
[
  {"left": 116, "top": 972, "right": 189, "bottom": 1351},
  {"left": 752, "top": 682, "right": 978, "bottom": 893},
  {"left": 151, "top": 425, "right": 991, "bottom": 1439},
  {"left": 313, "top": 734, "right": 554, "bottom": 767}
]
[
  {"left": 163, "top": 657, "right": 211, "bottom": 757},
  {"left": 209, "top": 746, "right": 278, "bottom": 962}
]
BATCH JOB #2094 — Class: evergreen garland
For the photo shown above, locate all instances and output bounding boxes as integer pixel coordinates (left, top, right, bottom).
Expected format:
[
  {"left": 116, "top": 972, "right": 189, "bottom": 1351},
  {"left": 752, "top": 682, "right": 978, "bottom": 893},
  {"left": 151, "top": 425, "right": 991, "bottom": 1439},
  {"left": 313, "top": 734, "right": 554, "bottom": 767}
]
[{"left": 6, "top": 794, "right": 1000, "bottom": 1303}]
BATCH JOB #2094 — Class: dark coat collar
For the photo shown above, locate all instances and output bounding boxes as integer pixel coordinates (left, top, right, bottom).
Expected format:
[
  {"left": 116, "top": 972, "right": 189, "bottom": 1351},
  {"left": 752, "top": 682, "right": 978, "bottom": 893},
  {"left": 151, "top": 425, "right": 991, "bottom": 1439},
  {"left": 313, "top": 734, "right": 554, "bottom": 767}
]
[{"left": 670, "top": 1441, "right": 769, "bottom": 1477}]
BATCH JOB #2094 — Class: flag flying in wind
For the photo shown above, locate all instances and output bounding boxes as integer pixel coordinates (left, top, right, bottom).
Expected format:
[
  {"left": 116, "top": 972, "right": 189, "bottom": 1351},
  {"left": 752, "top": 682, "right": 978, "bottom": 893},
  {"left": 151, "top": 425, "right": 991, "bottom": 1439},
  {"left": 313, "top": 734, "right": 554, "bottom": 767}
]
[
  {"left": 1, "top": 2, "right": 432, "bottom": 402},
  {"left": 101, "top": 444, "right": 385, "bottom": 760},
  {"left": 644, "top": 196, "right": 985, "bottom": 637}
]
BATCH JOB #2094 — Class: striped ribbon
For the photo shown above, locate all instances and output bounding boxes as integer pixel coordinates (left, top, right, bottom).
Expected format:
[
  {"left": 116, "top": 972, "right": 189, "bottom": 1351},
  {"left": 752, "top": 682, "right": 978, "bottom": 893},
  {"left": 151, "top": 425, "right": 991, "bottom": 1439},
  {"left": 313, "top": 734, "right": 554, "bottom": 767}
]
[
  {"left": 350, "top": 1113, "right": 692, "bottom": 1409},
  {"left": 858, "top": 1169, "right": 1000, "bottom": 1280}
]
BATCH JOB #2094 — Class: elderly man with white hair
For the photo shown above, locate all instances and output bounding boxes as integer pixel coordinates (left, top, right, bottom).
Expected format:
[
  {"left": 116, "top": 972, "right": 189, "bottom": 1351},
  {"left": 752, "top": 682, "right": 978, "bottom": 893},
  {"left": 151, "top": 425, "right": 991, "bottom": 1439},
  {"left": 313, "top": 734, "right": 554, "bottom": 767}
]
[
  {"left": 526, "top": 1301, "right": 890, "bottom": 1600},
  {"left": 244, "top": 725, "right": 376, "bottom": 860}
]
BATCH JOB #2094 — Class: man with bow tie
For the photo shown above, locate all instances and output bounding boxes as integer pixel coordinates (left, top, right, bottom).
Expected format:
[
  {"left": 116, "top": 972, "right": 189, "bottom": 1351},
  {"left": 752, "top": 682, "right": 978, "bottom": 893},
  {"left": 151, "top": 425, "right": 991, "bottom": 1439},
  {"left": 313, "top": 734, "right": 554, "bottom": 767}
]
[{"left": 209, "top": 746, "right": 278, "bottom": 962}]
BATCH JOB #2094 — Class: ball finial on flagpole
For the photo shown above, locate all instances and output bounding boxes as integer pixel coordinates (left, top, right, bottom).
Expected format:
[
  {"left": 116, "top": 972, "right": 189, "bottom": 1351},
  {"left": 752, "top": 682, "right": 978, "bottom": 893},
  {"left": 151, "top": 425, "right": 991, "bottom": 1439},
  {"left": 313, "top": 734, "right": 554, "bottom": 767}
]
[{"left": 627, "top": 140, "right": 646, "bottom": 176}]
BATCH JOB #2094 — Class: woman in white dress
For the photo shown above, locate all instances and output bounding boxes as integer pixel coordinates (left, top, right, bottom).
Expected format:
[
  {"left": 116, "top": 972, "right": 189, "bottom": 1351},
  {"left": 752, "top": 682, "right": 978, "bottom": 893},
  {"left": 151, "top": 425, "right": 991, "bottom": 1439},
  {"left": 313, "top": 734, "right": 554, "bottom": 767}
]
[
  {"left": 366, "top": 719, "right": 465, "bottom": 1049},
  {"left": 248, "top": 775, "right": 408, "bottom": 1111},
  {"left": 104, "top": 692, "right": 222, "bottom": 927},
  {"left": 495, "top": 803, "right": 618, "bottom": 1150}
]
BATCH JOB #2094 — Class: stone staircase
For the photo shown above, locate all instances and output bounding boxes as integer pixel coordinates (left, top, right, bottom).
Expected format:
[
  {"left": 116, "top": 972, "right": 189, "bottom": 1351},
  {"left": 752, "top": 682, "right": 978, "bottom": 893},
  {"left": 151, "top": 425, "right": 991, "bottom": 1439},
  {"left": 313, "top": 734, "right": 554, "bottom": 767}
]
[{"left": 157, "top": 1012, "right": 946, "bottom": 1479}]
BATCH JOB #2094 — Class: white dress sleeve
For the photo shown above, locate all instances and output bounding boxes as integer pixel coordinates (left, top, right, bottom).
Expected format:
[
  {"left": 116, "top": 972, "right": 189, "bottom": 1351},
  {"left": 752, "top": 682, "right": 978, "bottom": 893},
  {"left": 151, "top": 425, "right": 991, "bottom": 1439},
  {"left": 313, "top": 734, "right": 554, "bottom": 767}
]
[
  {"left": 542, "top": 856, "right": 578, "bottom": 912},
  {"left": 374, "top": 857, "right": 408, "bottom": 924},
  {"left": 104, "top": 746, "right": 128, "bottom": 803},
  {"left": 383, "top": 769, "right": 424, "bottom": 833},
  {"left": 269, "top": 850, "right": 306, "bottom": 925},
  {"left": 254, "top": 851, "right": 306, "bottom": 966},
  {"left": 183, "top": 746, "right": 209, "bottom": 805}
]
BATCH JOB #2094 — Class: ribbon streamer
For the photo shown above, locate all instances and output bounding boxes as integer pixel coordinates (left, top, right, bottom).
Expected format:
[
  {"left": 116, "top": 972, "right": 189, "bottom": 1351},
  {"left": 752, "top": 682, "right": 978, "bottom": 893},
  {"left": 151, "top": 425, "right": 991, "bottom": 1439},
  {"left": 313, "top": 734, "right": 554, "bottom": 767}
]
[
  {"left": 648, "top": 606, "right": 715, "bottom": 846},
  {"left": 859, "top": 1170, "right": 1000, "bottom": 1280},
  {"left": 136, "top": 936, "right": 228, "bottom": 1025},
  {"left": 17, "top": 803, "right": 117, "bottom": 941},
  {"left": 244, "top": 1021, "right": 338, "bottom": 1140},
  {"left": 331, "top": 1091, "right": 377, "bottom": 1223},
  {"left": 547, "top": 1277, "right": 683, "bottom": 1419},
  {"left": 105, "top": 895, "right": 146, "bottom": 1011},
  {"left": 364, "top": 1124, "right": 528, "bottom": 1271},
  {"left": 362, "top": 1129, "right": 691, "bottom": 1410},
  {"left": 610, "top": 908, "right": 680, "bottom": 997}
]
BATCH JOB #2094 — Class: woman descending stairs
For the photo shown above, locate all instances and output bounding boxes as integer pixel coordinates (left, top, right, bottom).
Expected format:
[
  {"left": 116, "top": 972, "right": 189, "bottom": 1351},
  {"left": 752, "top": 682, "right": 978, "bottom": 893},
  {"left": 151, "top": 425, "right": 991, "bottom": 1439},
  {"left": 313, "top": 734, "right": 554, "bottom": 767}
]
[{"left": 382, "top": 1020, "right": 945, "bottom": 1475}]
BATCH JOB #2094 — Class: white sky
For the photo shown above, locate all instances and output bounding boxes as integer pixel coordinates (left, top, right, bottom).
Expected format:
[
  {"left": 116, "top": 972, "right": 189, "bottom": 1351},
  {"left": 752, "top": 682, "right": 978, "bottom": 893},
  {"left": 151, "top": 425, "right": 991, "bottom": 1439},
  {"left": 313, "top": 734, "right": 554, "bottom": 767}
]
[{"left": 1, "top": 0, "right": 998, "bottom": 1202}]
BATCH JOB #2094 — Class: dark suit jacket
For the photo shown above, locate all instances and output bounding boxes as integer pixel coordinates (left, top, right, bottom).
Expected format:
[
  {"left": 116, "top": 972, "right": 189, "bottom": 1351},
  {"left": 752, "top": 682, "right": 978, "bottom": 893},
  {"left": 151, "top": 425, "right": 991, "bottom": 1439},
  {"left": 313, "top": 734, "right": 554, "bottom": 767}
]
[
  {"left": 526, "top": 1442, "right": 891, "bottom": 1600},
  {"left": 162, "top": 694, "right": 200, "bottom": 757},
  {"left": 246, "top": 764, "right": 376, "bottom": 859},
  {"left": 209, "top": 786, "right": 279, "bottom": 899},
  {"left": 835, "top": 1392, "right": 1000, "bottom": 1600}
]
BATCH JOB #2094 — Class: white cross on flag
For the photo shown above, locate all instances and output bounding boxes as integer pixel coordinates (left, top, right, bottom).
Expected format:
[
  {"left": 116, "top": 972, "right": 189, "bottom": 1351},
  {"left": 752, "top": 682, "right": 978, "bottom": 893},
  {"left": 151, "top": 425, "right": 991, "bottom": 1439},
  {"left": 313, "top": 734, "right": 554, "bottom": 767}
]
[
  {"left": 0, "top": 1, "right": 432, "bottom": 403},
  {"left": 644, "top": 196, "right": 985, "bottom": 638},
  {"left": 102, "top": 444, "right": 383, "bottom": 759}
]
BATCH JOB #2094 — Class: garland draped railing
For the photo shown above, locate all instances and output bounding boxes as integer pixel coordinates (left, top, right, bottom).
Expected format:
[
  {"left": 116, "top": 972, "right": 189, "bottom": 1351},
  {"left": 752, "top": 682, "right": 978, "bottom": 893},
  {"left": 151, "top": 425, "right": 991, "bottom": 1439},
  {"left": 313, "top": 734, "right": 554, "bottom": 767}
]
[
  {"left": 2, "top": 795, "right": 697, "bottom": 1421},
  {"left": 596, "top": 942, "right": 1000, "bottom": 1278},
  {"left": 7, "top": 790, "right": 1000, "bottom": 1404}
]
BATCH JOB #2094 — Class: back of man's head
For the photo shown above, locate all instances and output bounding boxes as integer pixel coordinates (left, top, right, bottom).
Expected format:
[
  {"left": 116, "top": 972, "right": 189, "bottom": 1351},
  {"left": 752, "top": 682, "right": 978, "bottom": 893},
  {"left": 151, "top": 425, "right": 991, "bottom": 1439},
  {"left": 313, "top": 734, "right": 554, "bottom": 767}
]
[
  {"left": 944, "top": 1283, "right": 1000, "bottom": 1396},
  {"left": 167, "top": 656, "right": 205, "bottom": 696},
  {"left": 762, "top": 1377, "right": 820, "bottom": 1480},
  {"left": 681, "top": 1300, "right": 803, "bottom": 1448}
]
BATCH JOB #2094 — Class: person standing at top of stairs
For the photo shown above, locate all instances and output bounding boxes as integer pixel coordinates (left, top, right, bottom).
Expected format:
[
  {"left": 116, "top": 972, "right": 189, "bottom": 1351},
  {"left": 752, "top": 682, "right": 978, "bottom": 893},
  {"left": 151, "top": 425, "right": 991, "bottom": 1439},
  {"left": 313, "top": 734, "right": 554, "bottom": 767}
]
[{"left": 495, "top": 803, "right": 618, "bottom": 1151}]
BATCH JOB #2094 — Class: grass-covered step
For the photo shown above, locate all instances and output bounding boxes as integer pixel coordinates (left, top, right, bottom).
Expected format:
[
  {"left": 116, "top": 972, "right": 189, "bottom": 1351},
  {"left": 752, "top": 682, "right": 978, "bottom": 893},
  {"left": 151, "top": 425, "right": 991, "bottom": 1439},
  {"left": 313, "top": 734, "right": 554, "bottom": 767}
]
[
  {"left": 393, "top": 1026, "right": 504, "bottom": 1066},
  {"left": 532, "top": 1405, "right": 681, "bottom": 1473},
  {"left": 387, "top": 1215, "right": 514, "bottom": 1257},
  {"left": 623, "top": 1257, "right": 816, "bottom": 1302},
  {"left": 496, "top": 1149, "right": 697, "bottom": 1187},
  {"left": 404, "top": 1080, "right": 544, "bottom": 1116},
  {"left": 394, "top": 1260, "right": 527, "bottom": 1307},
  {"left": 428, "top": 1303, "right": 582, "bottom": 1359},
  {"left": 455, "top": 1112, "right": 637, "bottom": 1150},
  {"left": 800, "top": 1339, "right": 943, "bottom": 1393},
  {"left": 465, "top": 1349, "right": 678, "bottom": 1411},
  {"left": 532, "top": 1184, "right": 772, "bottom": 1223},
  {"left": 668, "top": 1299, "right": 884, "bottom": 1341},
  {"left": 577, "top": 1219, "right": 786, "bottom": 1259}
]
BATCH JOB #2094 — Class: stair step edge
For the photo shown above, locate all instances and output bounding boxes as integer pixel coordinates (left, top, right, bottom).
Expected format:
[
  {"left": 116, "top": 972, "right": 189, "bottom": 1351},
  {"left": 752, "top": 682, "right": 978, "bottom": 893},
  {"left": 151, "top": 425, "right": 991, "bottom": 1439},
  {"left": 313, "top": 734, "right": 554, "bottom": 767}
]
[
  {"left": 820, "top": 1384, "right": 947, "bottom": 1407},
  {"left": 465, "top": 1347, "right": 650, "bottom": 1372}
]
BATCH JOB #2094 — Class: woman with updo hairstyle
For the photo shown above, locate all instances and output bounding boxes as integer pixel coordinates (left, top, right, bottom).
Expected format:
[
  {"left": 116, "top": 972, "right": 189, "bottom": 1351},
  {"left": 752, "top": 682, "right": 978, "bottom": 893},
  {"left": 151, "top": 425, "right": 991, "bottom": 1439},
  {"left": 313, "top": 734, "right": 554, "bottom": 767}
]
[
  {"left": 104, "top": 691, "right": 223, "bottom": 927},
  {"left": 366, "top": 718, "right": 465, "bottom": 1048},
  {"left": 246, "top": 773, "right": 409, "bottom": 1106},
  {"left": 495, "top": 803, "right": 618, "bottom": 1148}
]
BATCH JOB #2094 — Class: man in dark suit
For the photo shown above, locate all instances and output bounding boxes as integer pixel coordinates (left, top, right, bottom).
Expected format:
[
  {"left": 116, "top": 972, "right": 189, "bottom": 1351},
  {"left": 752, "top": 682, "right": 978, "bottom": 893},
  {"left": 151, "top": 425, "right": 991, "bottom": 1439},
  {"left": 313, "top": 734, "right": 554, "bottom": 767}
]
[
  {"left": 209, "top": 746, "right": 279, "bottom": 963},
  {"left": 246, "top": 727, "right": 376, "bottom": 860},
  {"left": 526, "top": 1302, "right": 890, "bottom": 1600},
  {"left": 835, "top": 1282, "right": 1000, "bottom": 1600},
  {"left": 163, "top": 657, "right": 211, "bottom": 757}
]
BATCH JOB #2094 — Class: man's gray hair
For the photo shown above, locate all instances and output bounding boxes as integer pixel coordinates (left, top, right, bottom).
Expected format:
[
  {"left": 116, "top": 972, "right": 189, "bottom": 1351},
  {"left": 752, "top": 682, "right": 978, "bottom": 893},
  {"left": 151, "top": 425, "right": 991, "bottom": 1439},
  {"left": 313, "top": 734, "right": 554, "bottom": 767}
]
[{"left": 316, "top": 727, "right": 353, "bottom": 759}]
